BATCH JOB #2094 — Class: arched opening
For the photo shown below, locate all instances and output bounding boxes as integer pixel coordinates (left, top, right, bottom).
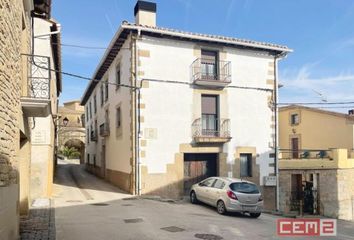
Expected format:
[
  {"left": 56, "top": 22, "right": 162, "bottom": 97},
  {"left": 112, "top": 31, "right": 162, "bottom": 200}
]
[{"left": 63, "top": 139, "right": 85, "bottom": 164}]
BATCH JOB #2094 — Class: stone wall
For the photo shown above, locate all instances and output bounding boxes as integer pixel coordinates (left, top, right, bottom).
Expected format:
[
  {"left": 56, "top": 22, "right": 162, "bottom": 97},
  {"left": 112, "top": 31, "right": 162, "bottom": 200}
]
[{"left": 0, "top": 0, "right": 31, "bottom": 239}]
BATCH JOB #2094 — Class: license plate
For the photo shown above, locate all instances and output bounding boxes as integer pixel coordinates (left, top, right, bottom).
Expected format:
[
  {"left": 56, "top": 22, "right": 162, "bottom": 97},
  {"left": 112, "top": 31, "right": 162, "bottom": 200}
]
[{"left": 242, "top": 206, "right": 256, "bottom": 211}]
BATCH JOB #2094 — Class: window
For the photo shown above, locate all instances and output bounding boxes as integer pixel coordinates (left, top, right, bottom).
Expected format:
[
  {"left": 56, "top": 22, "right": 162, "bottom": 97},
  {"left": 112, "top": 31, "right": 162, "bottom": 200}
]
[
  {"left": 213, "top": 179, "right": 225, "bottom": 189},
  {"left": 240, "top": 153, "right": 252, "bottom": 177},
  {"left": 200, "top": 178, "right": 215, "bottom": 187},
  {"left": 100, "top": 84, "right": 104, "bottom": 106},
  {"left": 86, "top": 107, "right": 89, "bottom": 122},
  {"left": 201, "top": 50, "right": 218, "bottom": 80},
  {"left": 291, "top": 113, "right": 299, "bottom": 125},
  {"left": 89, "top": 101, "right": 92, "bottom": 119},
  {"left": 93, "top": 95, "right": 97, "bottom": 113},
  {"left": 116, "top": 65, "right": 121, "bottom": 90},
  {"left": 116, "top": 107, "right": 121, "bottom": 128},
  {"left": 105, "top": 80, "right": 109, "bottom": 102},
  {"left": 229, "top": 182, "right": 259, "bottom": 194},
  {"left": 201, "top": 95, "right": 219, "bottom": 136}
]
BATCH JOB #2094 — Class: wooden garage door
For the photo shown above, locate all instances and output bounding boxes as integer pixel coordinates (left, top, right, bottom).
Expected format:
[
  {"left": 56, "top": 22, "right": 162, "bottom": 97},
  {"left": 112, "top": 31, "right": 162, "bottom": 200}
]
[{"left": 183, "top": 153, "right": 217, "bottom": 195}]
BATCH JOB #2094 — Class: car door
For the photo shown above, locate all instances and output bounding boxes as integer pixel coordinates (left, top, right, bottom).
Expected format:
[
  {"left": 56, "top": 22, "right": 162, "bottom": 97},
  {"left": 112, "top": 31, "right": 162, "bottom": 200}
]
[
  {"left": 209, "top": 179, "right": 225, "bottom": 206},
  {"left": 196, "top": 178, "right": 216, "bottom": 204}
]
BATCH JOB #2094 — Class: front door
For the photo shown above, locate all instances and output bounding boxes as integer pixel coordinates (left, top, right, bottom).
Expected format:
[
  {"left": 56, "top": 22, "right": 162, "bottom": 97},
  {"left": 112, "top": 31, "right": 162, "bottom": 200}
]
[
  {"left": 291, "top": 138, "right": 299, "bottom": 159},
  {"left": 183, "top": 153, "right": 217, "bottom": 195}
]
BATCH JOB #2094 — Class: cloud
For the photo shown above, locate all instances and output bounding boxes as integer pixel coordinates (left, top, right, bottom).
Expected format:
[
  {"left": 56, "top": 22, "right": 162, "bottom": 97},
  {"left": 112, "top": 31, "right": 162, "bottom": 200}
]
[{"left": 280, "top": 63, "right": 354, "bottom": 103}]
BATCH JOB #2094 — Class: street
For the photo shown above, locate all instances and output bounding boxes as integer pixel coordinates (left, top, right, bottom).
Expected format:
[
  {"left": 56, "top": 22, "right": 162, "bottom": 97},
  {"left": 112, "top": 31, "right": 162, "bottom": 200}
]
[{"left": 51, "top": 160, "right": 354, "bottom": 240}]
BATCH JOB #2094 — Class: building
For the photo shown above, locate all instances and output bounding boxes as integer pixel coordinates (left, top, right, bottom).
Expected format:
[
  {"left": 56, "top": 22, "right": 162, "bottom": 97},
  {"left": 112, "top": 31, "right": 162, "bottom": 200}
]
[
  {"left": 81, "top": 1, "right": 292, "bottom": 209},
  {"left": 29, "top": 11, "right": 62, "bottom": 201},
  {"left": 58, "top": 100, "right": 86, "bottom": 163},
  {"left": 279, "top": 105, "right": 354, "bottom": 220}
]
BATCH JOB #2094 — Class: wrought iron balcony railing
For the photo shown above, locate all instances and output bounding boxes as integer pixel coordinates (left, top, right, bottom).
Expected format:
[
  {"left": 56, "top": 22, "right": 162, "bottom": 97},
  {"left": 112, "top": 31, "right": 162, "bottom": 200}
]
[
  {"left": 99, "top": 122, "right": 110, "bottom": 137},
  {"left": 23, "top": 54, "right": 51, "bottom": 99},
  {"left": 192, "top": 118, "right": 231, "bottom": 142},
  {"left": 191, "top": 58, "right": 231, "bottom": 86}
]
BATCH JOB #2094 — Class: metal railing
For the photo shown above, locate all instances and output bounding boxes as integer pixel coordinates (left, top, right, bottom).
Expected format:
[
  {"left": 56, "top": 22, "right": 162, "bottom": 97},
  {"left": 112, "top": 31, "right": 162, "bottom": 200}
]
[
  {"left": 99, "top": 122, "right": 110, "bottom": 137},
  {"left": 192, "top": 118, "right": 230, "bottom": 138},
  {"left": 279, "top": 149, "right": 331, "bottom": 160},
  {"left": 191, "top": 58, "right": 231, "bottom": 83},
  {"left": 23, "top": 54, "right": 51, "bottom": 99}
]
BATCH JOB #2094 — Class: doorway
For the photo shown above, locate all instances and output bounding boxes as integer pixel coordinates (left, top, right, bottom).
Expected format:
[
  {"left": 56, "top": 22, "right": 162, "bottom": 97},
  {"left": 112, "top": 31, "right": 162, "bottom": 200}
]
[{"left": 183, "top": 153, "right": 218, "bottom": 195}]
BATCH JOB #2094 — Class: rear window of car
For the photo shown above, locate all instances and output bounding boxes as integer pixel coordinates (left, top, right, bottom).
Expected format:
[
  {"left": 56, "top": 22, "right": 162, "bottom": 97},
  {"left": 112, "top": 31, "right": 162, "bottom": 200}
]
[{"left": 229, "top": 182, "right": 259, "bottom": 194}]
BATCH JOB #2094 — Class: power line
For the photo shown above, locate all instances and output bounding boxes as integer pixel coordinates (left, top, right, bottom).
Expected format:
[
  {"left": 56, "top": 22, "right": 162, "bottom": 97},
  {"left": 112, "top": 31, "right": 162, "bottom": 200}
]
[{"left": 278, "top": 101, "right": 354, "bottom": 105}]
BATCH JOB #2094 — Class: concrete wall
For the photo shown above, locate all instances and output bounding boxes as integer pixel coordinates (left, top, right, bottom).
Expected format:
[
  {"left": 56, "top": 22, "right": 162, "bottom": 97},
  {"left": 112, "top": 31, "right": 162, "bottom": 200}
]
[
  {"left": 84, "top": 34, "right": 278, "bottom": 206},
  {"left": 137, "top": 36, "right": 276, "bottom": 201},
  {"left": 30, "top": 17, "right": 59, "bottom": 199},
  {"left": 279, "top": 106, "right": 354, "bottom": 151},
  {"left": 0, "top": 0, "right": 32, "bottom": 238}
]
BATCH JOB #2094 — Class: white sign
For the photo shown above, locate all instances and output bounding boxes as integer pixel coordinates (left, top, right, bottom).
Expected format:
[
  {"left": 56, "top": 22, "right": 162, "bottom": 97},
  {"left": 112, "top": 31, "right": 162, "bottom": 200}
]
[
  {"left": 264, "top": 176, "right": 277, "bottom": 186},
  {"left": 32, "top": 130, "right": 47, "bottom": 144}
]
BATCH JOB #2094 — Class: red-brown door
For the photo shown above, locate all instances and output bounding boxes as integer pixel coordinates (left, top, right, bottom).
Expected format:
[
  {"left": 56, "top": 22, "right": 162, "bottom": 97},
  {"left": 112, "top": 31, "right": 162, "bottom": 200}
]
[
  {"left": 291, "top": 138, "right": 299, "bottom": 159},
  {"left": 183, "top": 153, "right": 217, "bottom": 195}
]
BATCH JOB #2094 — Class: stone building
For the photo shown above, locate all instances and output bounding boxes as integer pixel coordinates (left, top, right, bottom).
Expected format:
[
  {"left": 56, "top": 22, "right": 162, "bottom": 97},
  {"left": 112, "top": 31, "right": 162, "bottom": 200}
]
[
  {"left": 0, "top": 0, "right": 60, "bottom": 239},
  {"left": 279, "top": 105, "right": 354, "bottom": 220},
  {"left": 81, "top": 0, "right": 292, "bottom": 210},
  {"left": 58, "top": 100, "right": 86, "bottom": 163}
]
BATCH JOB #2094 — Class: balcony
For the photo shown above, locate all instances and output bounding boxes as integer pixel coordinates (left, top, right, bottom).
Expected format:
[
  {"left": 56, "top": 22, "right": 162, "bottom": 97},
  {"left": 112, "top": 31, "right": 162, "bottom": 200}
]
[
  {"left": 192, "top": 118, "right": 231, "bottom": 143},
  {"left": 99, "top": 122, "right": 110, "bottom": 137},
  {"left": 90, "top": 131, "right": 98, "bottom": 142},
  {"left": 191, "top": 58, "right": 231, "bottom": 87},
  {"left": 20, "top": 54, "right": 51, "bottom": 117}
]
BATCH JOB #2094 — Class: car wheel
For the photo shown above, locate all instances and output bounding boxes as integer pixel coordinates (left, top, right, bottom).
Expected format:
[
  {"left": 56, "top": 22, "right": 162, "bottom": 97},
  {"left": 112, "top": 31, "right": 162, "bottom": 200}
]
[
  {"left": 217, "top": 200, "right": 226, "bottom": 215},
  {"left": 250, "top": 212, "right": 261, "bottom": 218},
  {"left": 190, "top": 191, "right": 198, "bottom": 204}
]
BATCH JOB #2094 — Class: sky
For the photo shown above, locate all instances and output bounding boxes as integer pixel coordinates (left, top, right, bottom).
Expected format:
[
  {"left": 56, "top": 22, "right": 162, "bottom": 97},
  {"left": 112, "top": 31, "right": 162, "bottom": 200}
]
[{"left": 52, "top": 0, "right": 354, "bottom": 112}]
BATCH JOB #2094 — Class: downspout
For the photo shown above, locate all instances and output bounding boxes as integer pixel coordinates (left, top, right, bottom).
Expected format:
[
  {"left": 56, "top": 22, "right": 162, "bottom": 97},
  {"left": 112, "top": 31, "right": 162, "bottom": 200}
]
[
  {"left": 273, "top": 55, "right": 279, "bottom": 211},
  {"left": 274, "top": 51, "right": 286, "bottom": 211},
  {"left": 133, "top": 29, "right": 142, "bottom": 196}
]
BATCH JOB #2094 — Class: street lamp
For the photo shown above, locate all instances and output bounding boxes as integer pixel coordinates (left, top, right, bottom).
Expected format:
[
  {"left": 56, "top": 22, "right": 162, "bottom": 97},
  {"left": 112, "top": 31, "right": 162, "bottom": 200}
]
[{"left": 63, "top": 117, "right": 69, "bottom": 127}]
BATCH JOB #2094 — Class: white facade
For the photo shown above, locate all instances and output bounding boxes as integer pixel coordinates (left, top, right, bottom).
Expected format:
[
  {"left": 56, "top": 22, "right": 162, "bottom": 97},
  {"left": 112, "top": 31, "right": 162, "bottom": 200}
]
[{"left": 81, "top": 2, "right": 291, "bottom": 208}]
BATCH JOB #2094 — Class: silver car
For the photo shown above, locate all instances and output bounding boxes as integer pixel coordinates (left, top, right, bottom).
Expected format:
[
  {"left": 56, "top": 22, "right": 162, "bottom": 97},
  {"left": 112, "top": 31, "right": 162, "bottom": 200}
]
[{"left": 190, "top": 177, "right": 263, "bottom": 217}]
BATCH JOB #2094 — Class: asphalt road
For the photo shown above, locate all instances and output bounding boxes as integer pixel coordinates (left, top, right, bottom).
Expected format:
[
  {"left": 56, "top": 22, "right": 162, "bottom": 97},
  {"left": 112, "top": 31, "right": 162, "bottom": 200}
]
[{"left": 53, "top": 160, "right": 354, "bottom": 240}]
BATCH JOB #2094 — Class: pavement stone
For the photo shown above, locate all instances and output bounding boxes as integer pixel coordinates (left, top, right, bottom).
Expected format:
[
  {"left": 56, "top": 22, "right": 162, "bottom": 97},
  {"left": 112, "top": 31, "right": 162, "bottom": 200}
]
[{"left": 20, "top": 199, "right": 56, "bottom": 240}]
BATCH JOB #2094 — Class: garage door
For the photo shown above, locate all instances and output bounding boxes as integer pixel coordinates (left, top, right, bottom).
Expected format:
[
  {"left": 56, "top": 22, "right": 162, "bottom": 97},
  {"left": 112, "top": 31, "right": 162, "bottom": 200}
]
[{"left": 183, "top": 153, "right": 217, "bottom": 195}]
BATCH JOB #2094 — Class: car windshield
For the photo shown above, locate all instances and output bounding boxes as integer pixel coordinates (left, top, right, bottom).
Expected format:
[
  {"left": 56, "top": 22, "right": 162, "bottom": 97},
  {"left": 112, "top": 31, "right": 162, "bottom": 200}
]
[{"left": 229, "top": 182, "right": 259, "bottom": 194}]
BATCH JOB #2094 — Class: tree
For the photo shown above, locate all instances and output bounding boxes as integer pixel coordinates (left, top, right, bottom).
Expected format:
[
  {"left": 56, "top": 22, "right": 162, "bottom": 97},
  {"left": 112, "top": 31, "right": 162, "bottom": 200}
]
[{"left": 60, "top": 146, "right": 81, "bottom": 159}]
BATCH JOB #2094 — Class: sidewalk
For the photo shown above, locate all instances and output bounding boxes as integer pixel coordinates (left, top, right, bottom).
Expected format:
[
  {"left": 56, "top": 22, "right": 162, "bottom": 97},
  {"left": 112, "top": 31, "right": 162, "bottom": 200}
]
[{"left": 20, "top": 199, "right": 56, "bottom": 240}]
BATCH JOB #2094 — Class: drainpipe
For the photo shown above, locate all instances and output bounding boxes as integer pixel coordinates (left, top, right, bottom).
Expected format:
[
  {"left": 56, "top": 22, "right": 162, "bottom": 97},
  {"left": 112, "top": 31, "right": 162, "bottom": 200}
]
[
  {"left": 274, "top": 55, "right": 279, "bottom": 211},
  {"left": 133, "top": 30, "right": 142, "bottom": 196},
  {"left": 274, "top": 52, "right": 287, "bottom": 211}
]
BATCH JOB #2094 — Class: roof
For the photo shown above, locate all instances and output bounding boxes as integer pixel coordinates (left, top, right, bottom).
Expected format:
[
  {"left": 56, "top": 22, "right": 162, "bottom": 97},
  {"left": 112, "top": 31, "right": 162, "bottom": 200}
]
[
  {"left": 280, "top": 105, "right": 354, "bottom": 120},
  {"left": 81, "top": 21, "right": 292, "bottom": 105}
]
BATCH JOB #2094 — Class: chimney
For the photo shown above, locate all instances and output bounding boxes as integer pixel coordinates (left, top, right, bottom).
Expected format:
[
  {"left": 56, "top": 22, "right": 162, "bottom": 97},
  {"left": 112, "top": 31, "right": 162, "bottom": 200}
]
[
  {"left": 349, "top": 109, "right": 354, "bottom": 115},
  {"left": 134, "top": 1, "right": 156, "bottom": 27}
]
